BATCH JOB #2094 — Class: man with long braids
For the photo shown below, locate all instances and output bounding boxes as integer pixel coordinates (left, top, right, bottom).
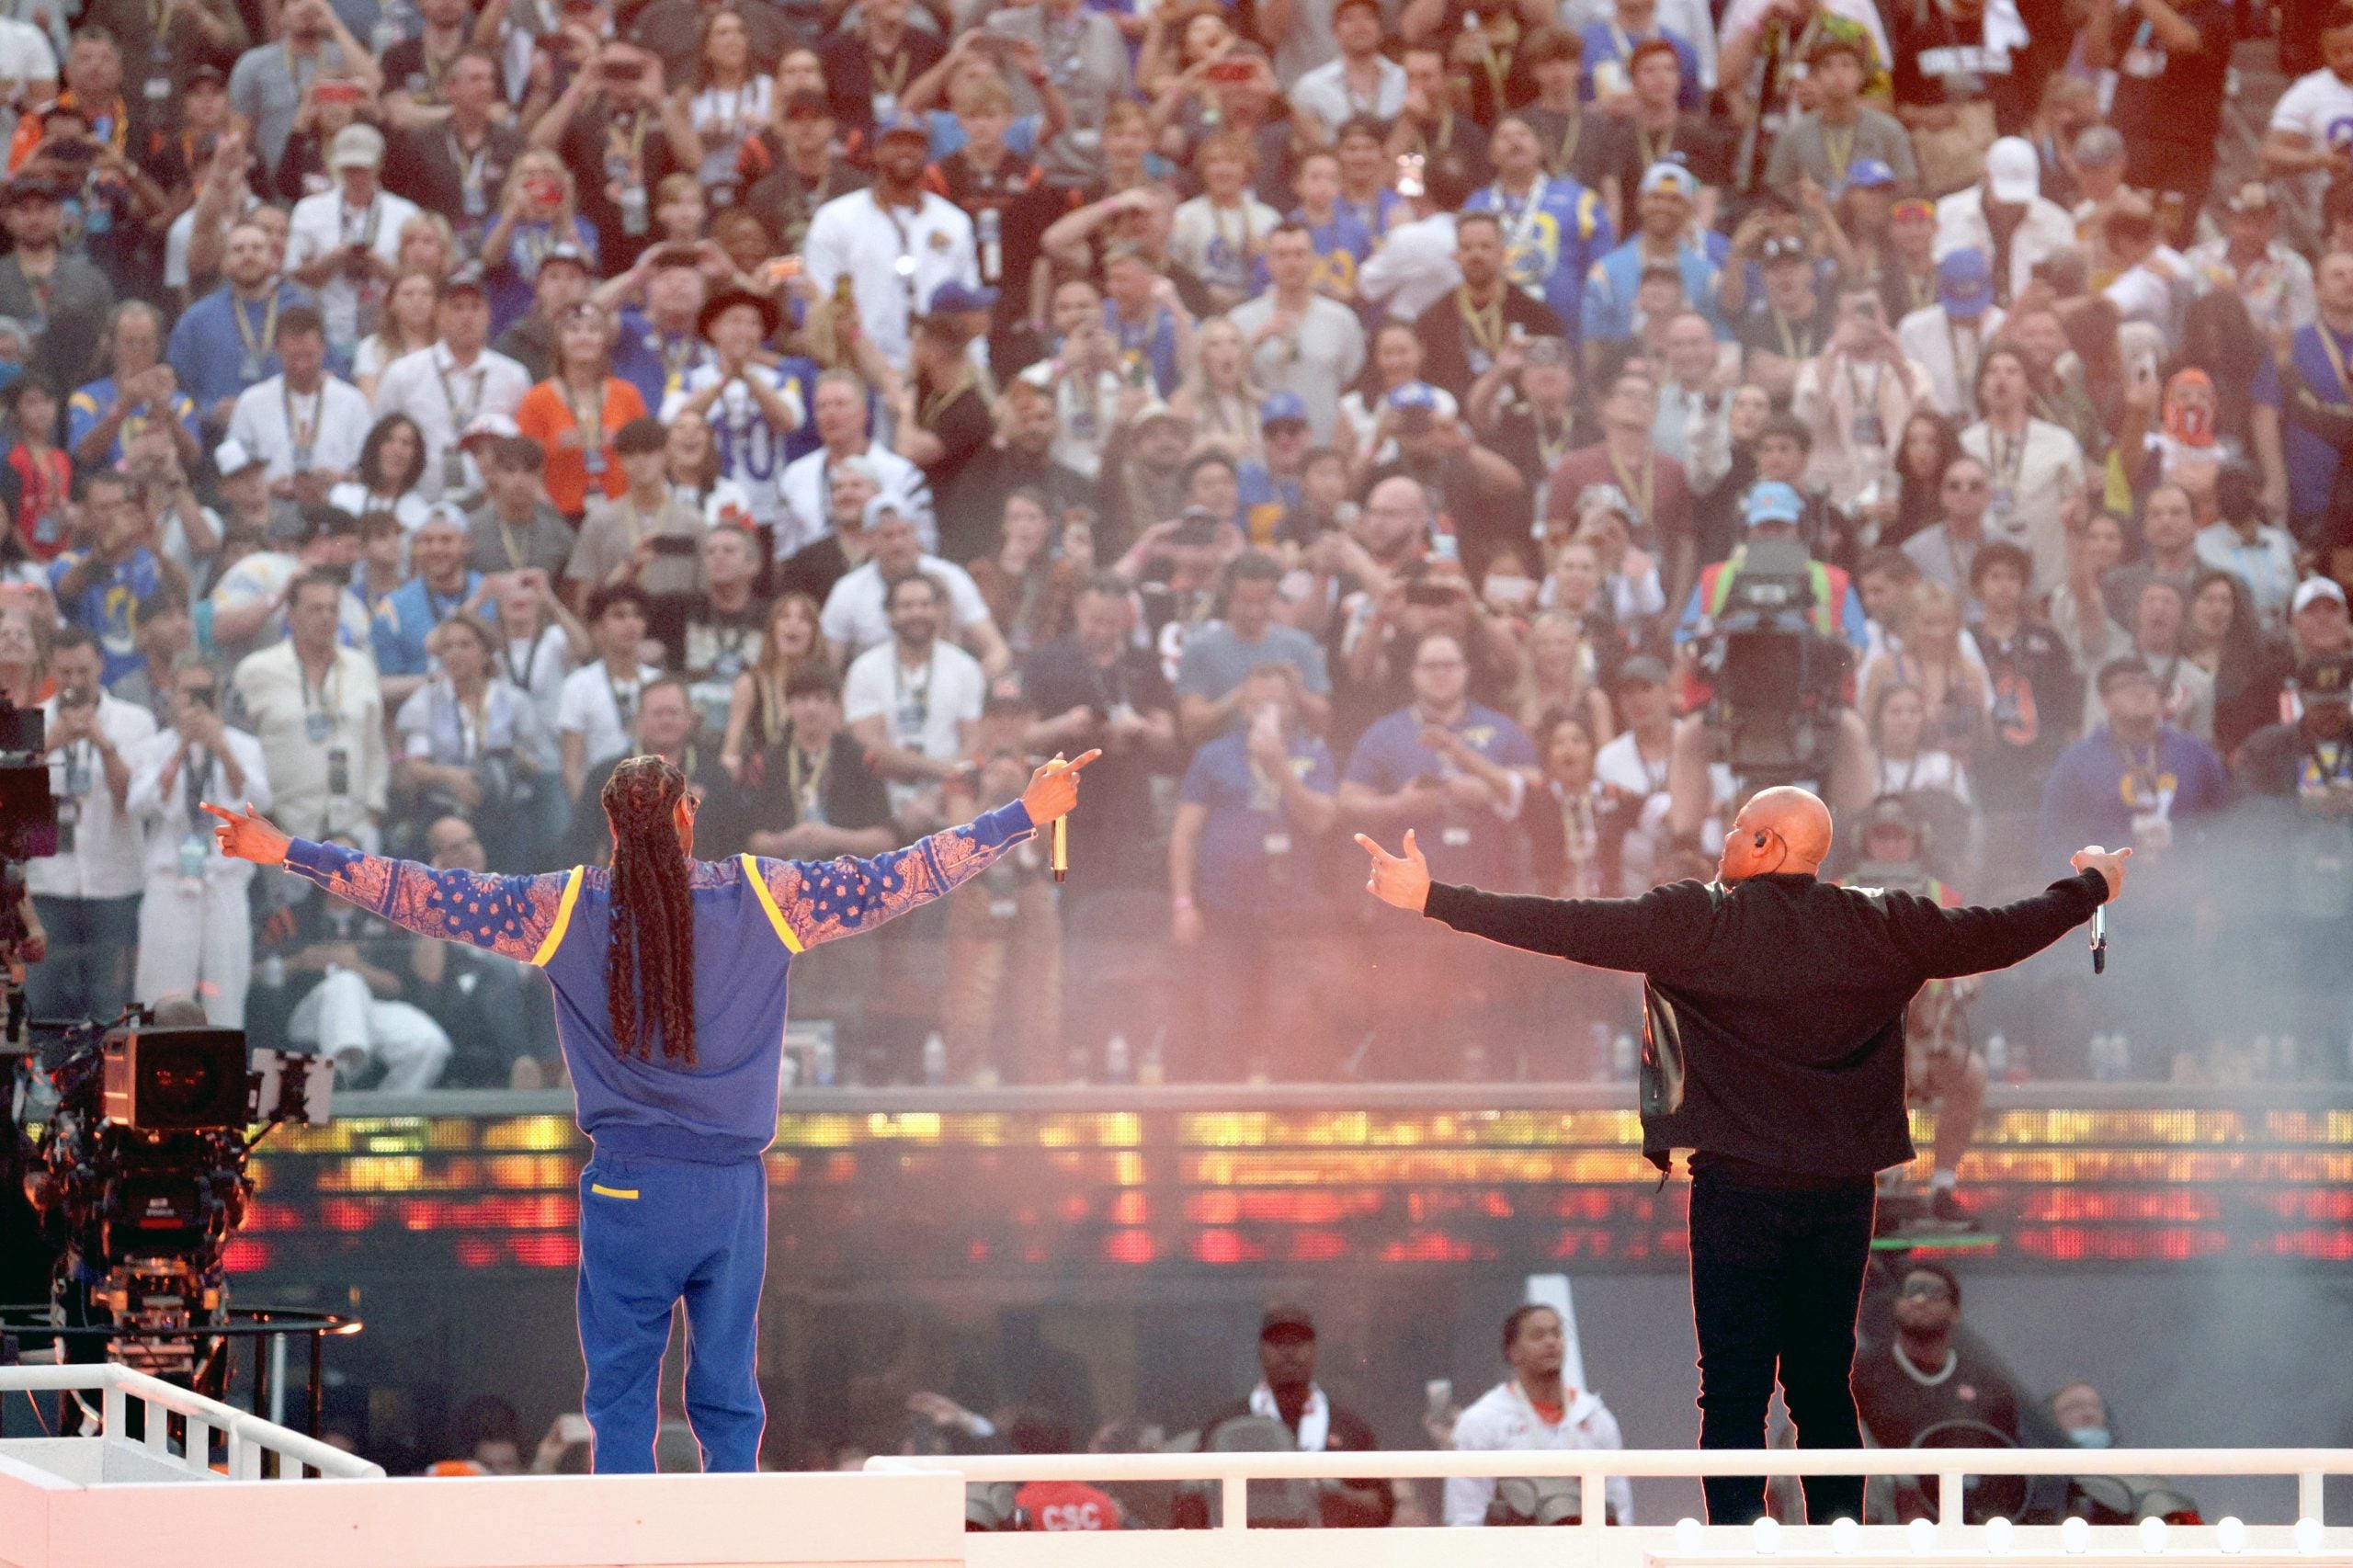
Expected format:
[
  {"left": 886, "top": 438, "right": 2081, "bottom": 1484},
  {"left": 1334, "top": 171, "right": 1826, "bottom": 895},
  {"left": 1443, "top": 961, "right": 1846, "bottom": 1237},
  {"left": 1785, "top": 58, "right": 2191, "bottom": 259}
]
[{"left": 202, "top": 747, "right": 1099, "bottom": 1474}]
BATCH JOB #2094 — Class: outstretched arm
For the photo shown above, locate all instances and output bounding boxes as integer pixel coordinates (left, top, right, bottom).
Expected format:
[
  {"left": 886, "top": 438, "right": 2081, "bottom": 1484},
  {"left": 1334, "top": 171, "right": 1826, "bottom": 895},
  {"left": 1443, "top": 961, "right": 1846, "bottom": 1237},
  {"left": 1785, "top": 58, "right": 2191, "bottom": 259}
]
[
  {"left": 1356, "top": 829, "right": 1711, "bottom": 973},
  {"left": 204, "top": 801, "right": 573, "bottom": 963},
  {"left": 1890, "top": 850, "right": 2126, "bottom": 981},
  {"left": 753, "top": 754, "right": 1099, "bottom": 949}
]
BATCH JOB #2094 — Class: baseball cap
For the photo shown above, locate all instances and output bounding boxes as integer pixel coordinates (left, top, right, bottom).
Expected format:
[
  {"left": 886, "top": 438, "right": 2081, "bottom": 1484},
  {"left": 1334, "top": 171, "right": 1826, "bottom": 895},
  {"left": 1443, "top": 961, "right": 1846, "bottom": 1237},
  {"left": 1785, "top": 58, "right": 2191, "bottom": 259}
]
[
  {"left": 1611, "top": 653, "right": 1670, "bottom": 690},
  {"left": 1575, "top": 483, "right": 1636, "bottom": 524},
  {"left": 441, "top": 264, "right": 491, "bottom": 301},
  {"left": 187, "top": 63, "right": 226, "bottom": 87},
  {"left": 459, "top": 412, "right": 520, "bottom": 447},
  {"left": 1, "top": 175, "right": 56, "bottom": 207},
  {"left": 417, "top": 501, "right": 470, "bottom": 534},
  {"left": 1638, "top": 161, "right": 1696, "bottom": 200},
  {"left": 1259, "top": 390, "right": 1309, "bottom": 428},
  {"left": 2225, "top": 180, "right": 2275, "bottom": 215},
  {"left": 329, "top": 121, "right": 386, "bottom": 171},
  {"left": 1260, "top": 1303, "right": 1315, "bottom": 1341},
  {"left": 863, "top": 493, "right": 909, "bottom": 531},
  {"left": 1757, "top": 234, "right": 1809, "bottom": 267},
  {"left": 1131, "top": 399, "right": 1192, "bottom": 430},
  {"left": 1844, "top": 158, "right": 1897, "bottom": 190},
  {"left": 2293, "top": 576, "right": 2349, "bottom": 616},
  {"left": 1937, "top": 248, "right": 1994, "bottom": 318},
  {"left": 2297, "top": 653, "right": 2353, "bottom": 703},
  {"left": 1984, "top": 136, "right": 2040, "bottom": 205},
  {"left": 927, "top": 278, "right": 999, "bottom": 315},
  {"left": 212, "top": 437, "right": 265, "bottom": 477},
  {"left": 538, "top": 241, "right": 592, "bottom": 273},
  {"left": 874, "top": 108, "right": 930, "bottom": 142},
  {"left": 1522, "top": 335, "right": 1572, "bottom": 367},
  {"left": 1743, "top": 479, "right": 1805, "bottom": 528},
  {"left": 1386, "top": 381, "right": 1440, "bottom": 413},
  {"left": 2095, "top": 656, "right": 2162, "bottom": 696}
]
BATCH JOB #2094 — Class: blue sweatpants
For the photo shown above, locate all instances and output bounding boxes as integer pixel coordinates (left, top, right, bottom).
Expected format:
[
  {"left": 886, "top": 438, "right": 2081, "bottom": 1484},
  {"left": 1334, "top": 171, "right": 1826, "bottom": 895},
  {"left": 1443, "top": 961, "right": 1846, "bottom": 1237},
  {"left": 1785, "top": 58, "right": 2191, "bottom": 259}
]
[{"left": 575, "top": 1153, "right": 767, "bottom": 1473}]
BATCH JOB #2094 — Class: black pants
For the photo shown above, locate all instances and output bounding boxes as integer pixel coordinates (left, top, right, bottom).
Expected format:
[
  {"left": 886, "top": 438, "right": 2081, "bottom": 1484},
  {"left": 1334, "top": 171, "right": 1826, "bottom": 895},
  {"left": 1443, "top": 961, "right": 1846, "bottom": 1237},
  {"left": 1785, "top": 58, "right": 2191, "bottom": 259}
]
[{"left": 1688, "top": 1168, "right": 1877, "bottom": 1525}]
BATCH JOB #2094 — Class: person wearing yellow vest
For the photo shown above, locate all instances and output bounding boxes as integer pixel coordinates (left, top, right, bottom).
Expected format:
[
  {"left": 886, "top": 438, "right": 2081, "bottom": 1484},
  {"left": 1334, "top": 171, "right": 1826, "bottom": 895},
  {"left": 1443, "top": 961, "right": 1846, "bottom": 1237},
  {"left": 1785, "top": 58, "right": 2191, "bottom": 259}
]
[{"left": 1675, "top": 480, "right": 1869, "bottom": 650}]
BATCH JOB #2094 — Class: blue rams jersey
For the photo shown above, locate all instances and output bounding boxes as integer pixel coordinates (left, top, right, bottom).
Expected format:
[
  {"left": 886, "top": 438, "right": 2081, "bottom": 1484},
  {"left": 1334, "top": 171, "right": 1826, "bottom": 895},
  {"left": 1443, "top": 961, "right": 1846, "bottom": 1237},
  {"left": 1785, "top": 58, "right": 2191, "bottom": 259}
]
[
  {"left": 1464, "top": 176, "right": 1613, "bottom": 344},
  {"left": 284, "top": 800, "right": 1037, "bottom": 1162}
]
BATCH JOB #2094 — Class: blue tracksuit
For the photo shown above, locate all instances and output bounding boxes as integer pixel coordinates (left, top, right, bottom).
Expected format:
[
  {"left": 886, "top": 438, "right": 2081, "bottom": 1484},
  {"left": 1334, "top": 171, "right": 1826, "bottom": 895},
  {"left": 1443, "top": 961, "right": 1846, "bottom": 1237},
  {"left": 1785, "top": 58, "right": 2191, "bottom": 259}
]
[{"left": 282, "top": 801, "right": 1039, "bottom": 1471}]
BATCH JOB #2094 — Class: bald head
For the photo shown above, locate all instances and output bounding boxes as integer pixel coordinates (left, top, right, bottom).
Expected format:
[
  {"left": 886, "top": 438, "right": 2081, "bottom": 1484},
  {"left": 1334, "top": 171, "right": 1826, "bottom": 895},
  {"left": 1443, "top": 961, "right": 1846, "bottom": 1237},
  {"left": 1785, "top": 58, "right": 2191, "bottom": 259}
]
[{"left": 1720, "top": 786, "right": 1834, "bottom": 881}]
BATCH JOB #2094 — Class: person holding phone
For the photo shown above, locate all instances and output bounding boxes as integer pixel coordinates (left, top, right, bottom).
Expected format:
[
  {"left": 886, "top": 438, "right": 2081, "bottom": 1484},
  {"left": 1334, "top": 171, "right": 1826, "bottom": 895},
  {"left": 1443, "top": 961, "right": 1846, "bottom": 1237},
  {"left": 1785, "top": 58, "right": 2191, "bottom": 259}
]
[
  {"left": 205, "top": 749, "right": 1096, "bottom": 1472},
  {"left": 126, "top": 656, "right": 270, "bottom": 1024}
]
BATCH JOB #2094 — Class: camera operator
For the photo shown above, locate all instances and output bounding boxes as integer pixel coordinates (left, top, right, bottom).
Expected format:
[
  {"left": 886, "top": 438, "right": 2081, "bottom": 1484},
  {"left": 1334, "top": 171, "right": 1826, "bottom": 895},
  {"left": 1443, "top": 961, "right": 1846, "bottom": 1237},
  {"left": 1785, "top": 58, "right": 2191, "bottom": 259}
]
[
  {"left": 25, "top": 625, "right": 156, "bottom": 1026},
  {"left": 1668, "top": 482, "right": 1874, "bottom": 842},
  {"left": 124, "top": 655, "right": 268, "bottom": 1026}
]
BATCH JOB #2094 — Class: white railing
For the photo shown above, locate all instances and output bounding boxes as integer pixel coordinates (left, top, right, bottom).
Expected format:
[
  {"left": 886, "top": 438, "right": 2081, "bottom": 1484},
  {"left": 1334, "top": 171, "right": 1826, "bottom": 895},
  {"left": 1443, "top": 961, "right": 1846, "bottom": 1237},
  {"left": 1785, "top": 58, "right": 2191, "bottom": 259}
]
[
  {"left": 0, "top": 1363, "right": 381, "bottom": 1481},
  {"left": 870, "top": 1448, "right": 2353, "bottom": 1539}
]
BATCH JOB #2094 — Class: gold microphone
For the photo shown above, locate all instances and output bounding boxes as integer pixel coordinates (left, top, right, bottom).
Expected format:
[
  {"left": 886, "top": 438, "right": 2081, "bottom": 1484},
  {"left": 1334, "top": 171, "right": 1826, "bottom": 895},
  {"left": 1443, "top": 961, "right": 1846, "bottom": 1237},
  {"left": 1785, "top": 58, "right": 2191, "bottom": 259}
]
[{"left": 1047, "top": 753, "right": 1070, "bottom": 882}]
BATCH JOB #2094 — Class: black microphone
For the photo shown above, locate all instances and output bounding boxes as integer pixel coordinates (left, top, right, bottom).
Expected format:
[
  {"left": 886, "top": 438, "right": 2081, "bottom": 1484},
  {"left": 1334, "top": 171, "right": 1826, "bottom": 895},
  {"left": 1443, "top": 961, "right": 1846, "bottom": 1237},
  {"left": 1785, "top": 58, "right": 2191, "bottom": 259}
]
[{"left": 2090, "top": 904, "right": 2107, "bottom": 975}]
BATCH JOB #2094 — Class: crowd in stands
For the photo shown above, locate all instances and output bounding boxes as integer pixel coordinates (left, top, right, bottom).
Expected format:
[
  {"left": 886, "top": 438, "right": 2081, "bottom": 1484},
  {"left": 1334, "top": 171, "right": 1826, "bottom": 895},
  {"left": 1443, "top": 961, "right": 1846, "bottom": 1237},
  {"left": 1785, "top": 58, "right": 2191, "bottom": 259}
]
[
  {"left": 6, "top": 0, "right": 2353, "bottom": 1087},
  {"left": 415, "top": 1287, "right": 2160, "bottom": 1528}
]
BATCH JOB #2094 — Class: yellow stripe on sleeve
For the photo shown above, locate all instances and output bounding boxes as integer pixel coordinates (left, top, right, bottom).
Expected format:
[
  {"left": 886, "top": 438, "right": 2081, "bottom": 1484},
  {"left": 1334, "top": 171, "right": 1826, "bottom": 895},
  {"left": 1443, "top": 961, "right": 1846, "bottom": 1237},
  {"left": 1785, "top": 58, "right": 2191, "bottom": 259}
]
[
  {"left": 529, "top": 867, "right": 586, "bottom": 967},
  {"left": 741, "top": 853, "right": 804, "bottom": 953}
]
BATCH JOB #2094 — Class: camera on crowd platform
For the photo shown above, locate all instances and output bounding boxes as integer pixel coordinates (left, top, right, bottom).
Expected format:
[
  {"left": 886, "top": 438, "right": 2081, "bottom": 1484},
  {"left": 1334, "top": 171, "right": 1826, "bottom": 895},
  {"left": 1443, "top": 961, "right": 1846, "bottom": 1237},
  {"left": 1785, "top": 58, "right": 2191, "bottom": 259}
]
[
  {"left": 1697, "top": 538, "right": 1851, "bottom": 782},
  {"left": 94, "top": 1023, "right": 333, "bottom": 1132}
]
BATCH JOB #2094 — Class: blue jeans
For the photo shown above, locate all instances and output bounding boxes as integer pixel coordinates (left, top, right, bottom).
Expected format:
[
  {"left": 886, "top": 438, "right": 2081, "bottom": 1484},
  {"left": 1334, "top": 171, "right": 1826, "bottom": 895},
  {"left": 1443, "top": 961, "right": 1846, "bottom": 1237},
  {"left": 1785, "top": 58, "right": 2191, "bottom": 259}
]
[
  {"left": 28, "top": 893, "right": 140, "bottom": 1026},
  {"left": 575, "top": 1153, "right": 767, "bottom": 1473}
]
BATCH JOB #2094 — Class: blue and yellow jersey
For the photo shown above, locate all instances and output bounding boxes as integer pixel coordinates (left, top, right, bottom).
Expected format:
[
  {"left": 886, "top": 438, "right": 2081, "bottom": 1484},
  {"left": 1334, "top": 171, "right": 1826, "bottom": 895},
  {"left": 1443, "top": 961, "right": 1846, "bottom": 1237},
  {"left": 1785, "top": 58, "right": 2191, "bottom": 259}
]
[{"left": 283, "top": 801, "right": 1038, "bottom": 1162}]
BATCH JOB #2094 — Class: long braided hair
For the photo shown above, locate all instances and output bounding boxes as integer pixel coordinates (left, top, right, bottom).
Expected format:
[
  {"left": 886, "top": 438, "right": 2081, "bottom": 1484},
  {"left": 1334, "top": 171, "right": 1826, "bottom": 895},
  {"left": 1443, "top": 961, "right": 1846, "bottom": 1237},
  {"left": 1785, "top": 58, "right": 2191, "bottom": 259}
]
[{"left": 600, "top": 756, "right": 698, "bottom": 1063}]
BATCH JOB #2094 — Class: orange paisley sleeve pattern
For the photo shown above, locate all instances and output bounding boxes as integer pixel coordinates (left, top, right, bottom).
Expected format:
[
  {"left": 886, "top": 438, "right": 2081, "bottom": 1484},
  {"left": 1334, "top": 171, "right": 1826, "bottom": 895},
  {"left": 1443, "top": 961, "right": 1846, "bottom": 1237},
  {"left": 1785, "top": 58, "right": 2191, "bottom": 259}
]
[
  {"left": 284, "top": 838, "right": 573, "bottom": 963},
  {"left": 756, "top": 801, "right": 1036, "bottom": 949}
]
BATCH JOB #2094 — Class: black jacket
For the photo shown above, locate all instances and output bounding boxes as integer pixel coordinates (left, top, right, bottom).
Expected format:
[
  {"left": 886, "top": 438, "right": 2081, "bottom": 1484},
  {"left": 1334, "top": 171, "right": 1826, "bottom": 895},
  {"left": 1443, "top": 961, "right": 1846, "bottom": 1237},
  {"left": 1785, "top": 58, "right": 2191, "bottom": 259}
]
[{"left": 1424, "top": 869, "right": 2109, "bottom": 1176}]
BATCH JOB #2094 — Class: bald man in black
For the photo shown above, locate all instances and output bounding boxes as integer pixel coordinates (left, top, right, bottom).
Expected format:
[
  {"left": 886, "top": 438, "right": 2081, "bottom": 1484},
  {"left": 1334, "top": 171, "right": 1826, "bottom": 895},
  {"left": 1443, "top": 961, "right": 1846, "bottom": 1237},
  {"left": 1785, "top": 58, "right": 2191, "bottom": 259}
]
[{"left": 1359, "top": 788, "right": 2130, "bottom": 1525}]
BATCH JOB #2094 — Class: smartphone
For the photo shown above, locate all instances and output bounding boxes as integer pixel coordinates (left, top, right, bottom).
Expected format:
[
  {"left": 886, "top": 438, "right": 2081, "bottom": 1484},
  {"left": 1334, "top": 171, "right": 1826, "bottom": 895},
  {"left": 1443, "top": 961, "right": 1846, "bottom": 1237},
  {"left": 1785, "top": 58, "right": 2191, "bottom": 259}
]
[
  {"left": 314, "top": 78, "right": 364, "bottom": 104},
  {"left": 599, "top": 56, "right": 646, "bottom": 83},
  {"left": 651, "top": 534, "right": 698, "bottom": 556},
  {"left": 1205, "top": 57, "right": 1254, "bottom": 84},
  {"left": 832, "top": 272, "right": 855, "bottom": 312}
]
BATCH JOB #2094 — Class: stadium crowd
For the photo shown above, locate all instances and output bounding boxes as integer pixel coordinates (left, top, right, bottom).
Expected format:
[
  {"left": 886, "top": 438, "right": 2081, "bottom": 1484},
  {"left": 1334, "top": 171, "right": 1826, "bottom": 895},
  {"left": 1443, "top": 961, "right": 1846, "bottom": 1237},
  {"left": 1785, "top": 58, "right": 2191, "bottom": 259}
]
[{"left": 4, "top": 0, "right": 2353, "bottom": 1095}]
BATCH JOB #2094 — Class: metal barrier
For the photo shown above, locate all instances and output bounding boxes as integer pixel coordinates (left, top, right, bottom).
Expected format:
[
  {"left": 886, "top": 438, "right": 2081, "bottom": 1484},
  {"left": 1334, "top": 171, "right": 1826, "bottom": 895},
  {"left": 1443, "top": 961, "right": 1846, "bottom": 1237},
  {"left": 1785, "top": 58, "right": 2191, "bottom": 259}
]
[
  {"left": 0, "top": 1363, "right": 381, "bottom": 1481},
  {"left": 870, "top": 1448, "right": 2353, "bottom": 1539}
]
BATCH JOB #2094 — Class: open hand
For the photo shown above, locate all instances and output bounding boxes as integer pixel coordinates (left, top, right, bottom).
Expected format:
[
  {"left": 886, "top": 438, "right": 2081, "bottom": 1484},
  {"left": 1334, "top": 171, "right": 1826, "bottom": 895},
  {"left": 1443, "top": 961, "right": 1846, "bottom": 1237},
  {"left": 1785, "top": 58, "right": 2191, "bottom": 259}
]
[
  {"left": 1019, "top": 749, "right": 1102, "bottom": 826},
  {"left": 2070, "top": 844, "right": 2131, "bottom": 901},
  {"left": 201, "top": 800, "right": 290, "bottom": 867},
  {"left": 1356, "top": 828, "right": 1431, "bottom": 912}
]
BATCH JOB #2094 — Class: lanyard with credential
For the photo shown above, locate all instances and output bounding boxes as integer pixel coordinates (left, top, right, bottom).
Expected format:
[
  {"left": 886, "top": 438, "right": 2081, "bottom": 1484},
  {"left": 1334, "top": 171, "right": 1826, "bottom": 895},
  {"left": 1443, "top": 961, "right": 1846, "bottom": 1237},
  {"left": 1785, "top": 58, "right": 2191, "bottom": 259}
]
[
  {"left": 1608, "top": 446, "right": 1654, "bottom": 530},
  {"left": 2315, "top": 325, "right": 2353, "bottom": 405},
  {"left": 1457, "top": 287, "right": 1506, "bottom": 359},
  {"left": 879, "top": 191, "right": 921, "bottom": 315},
  {"left": 437, "top": 354, "right": 485, "bottom": 432},
  {"left": 234, "top": 291, "right": 280, "bottom": 378}
]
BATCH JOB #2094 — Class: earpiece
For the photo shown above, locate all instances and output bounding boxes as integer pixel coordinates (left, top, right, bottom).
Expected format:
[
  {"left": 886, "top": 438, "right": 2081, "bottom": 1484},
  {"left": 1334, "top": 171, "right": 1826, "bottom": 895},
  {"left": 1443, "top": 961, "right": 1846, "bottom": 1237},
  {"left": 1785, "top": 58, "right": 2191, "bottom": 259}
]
[{"left": 1754, "top": 832, "right": 1769, "bottom": 849}]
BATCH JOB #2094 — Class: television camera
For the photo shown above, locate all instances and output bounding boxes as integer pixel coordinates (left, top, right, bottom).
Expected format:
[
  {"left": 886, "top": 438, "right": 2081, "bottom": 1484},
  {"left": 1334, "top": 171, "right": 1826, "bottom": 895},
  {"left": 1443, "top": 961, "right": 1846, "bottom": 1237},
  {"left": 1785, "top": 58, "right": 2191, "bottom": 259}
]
[
  {"left": 1692, "top": 538, "right": 1853, "bottom": 785},
  {"left": 0, "top": 695, "right": 333, "bottom": 1397},
  {"left": 20, "top": 1014, "right": 331, "bottom": 1393}
]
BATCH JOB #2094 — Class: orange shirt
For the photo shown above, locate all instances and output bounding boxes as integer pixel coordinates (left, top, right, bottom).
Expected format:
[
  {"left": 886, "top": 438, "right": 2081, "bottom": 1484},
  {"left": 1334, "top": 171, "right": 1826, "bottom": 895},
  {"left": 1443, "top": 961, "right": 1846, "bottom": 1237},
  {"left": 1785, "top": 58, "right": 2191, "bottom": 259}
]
[{"left": 515, "top": 378, "right": 645, "bottom": 518}]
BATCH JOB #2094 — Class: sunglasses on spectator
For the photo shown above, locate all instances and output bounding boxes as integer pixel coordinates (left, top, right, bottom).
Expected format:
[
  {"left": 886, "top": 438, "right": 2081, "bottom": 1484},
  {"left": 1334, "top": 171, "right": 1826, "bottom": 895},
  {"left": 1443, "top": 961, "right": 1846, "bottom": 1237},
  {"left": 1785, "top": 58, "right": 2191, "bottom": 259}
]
[{"left": 1898, "top": 1279, "right": 1954, "bottom": 1301}]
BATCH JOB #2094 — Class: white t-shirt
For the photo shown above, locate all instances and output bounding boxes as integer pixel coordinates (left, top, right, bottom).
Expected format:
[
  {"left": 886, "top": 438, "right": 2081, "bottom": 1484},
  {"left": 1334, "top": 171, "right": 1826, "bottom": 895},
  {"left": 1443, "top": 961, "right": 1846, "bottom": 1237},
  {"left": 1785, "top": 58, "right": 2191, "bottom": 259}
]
[
  {"left": 553, "top": 660, "right": 665, "bottom": 777},
  {"left": 326, "top": 481, "right": 430, "bottom": 534},
  {"left": 820, "top": 554, "right": 993, "bottom": 664},
  {"left": 2269, "top": 68, "right": 2353, "bottom": 202},
  {"left": 658, "top": 366, "right": 808, "bottom": 531},
  {"left": 843, "top": 637, "right": 985, "bottom": 766},
  {"left": 500, "top": 621, "right": 576, "bottom": 733},
  {"left": 1169, "top": 194, "right": 1284, "bottom": 296},
  {"left": 25, "top": 693, "right": 158, "bottom": 901},
  {"left": 802, "top": 187, "right": 979, "bottom": 368},
  {"left": 0, "top": 17, "right": 56, "bottom": 92},
  {"left": 286, "top": 187, "right": 423, "bottom": 350},
  {"left": 1595, "top": 729, "right": 1731, "bottom": 885},
  {"left": 772, "top": 441, "right": 933, "bottom": 559},
  {"left": 370, "top": 342, "right": 532, "bottom": 503},
  {"left": 227, "top": 373, "right": 375, "bottom": 483}
]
